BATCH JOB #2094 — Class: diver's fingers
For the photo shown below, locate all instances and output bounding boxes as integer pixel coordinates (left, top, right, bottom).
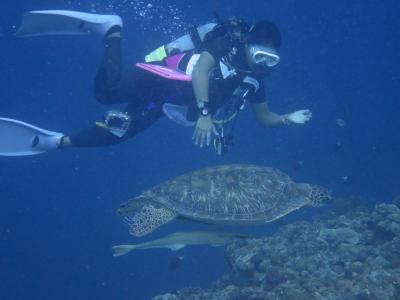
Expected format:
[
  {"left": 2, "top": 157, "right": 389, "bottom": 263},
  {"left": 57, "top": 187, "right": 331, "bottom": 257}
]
[
  {"left": 206, "top": 128, "right": 211, "bottom": 146},
  {"left": 198, "top": 130, "right": 204, "bottom": 146},
  {"left": 195, "top": 129, "right": 201, "bottom": 145},
  {"left": 193, "top": 126, "right": 200, "bottom": 143},
  {"left": 304, "top": 110, "right": 312, "bottom": 121},
  {"left": 200, "top": 130, "right": 206, "bottom": 147},
  {"left": 192, "top": 127, "right": 197, "bottom": 140}
]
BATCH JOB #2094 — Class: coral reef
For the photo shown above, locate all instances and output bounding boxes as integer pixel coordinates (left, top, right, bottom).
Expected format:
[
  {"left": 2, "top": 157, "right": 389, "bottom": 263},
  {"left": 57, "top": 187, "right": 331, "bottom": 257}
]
[{"left": 153, "top": 200, "right": 400, "bottom": 300}]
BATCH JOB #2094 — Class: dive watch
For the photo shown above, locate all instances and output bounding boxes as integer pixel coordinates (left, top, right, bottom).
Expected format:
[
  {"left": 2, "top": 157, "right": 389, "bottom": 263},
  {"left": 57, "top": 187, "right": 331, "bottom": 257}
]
[{"left": 197, "top": 100, "right": 210, "bottom": 117}]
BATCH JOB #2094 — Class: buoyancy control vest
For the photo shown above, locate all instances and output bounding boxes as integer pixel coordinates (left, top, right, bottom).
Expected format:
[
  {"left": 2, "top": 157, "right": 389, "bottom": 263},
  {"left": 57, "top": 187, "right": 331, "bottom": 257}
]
[
  {"left": 138, "top": 17, "right": 259, "bottom": 155},
  {"left": 144, "top": 17, "right": 250, "bottom": 63},
  {"left": 138, "top": 17, "right": 251, "bottom": 80}
]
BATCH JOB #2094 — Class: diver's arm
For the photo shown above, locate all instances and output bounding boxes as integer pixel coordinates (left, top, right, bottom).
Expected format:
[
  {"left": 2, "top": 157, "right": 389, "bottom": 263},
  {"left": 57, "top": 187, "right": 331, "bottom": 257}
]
[
  {"left": 192, "top": 51, "right": 215, "bottom": 103},
  {"left": 251, "top": 102, "right": 290, "bottom": 127},
  {"left": 252, "top": 102, "right": 312, "bottom": 127},
  {"left": 191, "top": 51, "right": 216, "bottom": 147}
]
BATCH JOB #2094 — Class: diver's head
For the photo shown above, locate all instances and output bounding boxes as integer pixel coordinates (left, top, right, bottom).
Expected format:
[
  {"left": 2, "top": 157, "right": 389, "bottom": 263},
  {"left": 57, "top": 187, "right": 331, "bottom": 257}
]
[{"left": 245, "top": 21, "right": 281, "bottom": 75}]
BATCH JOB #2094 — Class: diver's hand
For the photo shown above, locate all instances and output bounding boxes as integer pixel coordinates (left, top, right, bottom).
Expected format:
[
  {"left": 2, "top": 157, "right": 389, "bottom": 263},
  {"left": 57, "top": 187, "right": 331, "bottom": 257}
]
[
  {"left": 192, "top": 115, "right": 214, "bottom": 147},
  {"left": 287, "top": 109, "right": 312, "bottom": 124}
]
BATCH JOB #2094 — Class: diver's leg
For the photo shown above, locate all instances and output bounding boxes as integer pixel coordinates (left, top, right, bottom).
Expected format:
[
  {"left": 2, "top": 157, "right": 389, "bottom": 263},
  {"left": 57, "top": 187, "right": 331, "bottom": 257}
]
[
  {"left": 94, "top": 28, "right": 125, "bottom": 105},
  {"left": 62, "top": 105, "right": 164, "bottom": 148},
  {"left": 64, "top": 59, "right": 175, "bottom": 148},
  {"left": 94, "top": 29, "right": 156, "bottom": 107}
]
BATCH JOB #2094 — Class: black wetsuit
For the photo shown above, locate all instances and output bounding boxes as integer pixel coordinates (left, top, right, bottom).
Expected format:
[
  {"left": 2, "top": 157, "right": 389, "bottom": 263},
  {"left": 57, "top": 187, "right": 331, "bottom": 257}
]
[{"left": 70, "top": 29, "right": 267, "bottom": 147}]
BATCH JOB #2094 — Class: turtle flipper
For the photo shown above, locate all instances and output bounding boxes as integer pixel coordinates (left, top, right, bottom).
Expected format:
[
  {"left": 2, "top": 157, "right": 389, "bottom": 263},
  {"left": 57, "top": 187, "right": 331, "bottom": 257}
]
[{"left": 123, "top": 204, "right": 177, "bottom": 237}]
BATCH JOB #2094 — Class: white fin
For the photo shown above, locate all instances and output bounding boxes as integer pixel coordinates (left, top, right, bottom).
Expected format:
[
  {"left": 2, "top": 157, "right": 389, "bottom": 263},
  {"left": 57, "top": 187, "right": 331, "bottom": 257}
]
[
  {"left": 163, "top": 103, "right": 196, "bottom": 127},
  {"left": 0, "top": 118, "right": 63, "bottom": 156},
  {"left": 112, "top": 245, "right": 136, "bottom": 257},
  {"left": 16, "top": 10, "right": 122, "bottom": 37},
  {"left": 168, "top": 244, "right": 186, "bottom": 251}
]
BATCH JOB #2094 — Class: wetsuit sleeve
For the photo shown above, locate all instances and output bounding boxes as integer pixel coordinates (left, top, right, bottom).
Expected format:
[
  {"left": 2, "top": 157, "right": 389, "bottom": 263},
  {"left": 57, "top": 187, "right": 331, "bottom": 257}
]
[{"left": 248, "top": 82, "right": 267, "bottom": 104}]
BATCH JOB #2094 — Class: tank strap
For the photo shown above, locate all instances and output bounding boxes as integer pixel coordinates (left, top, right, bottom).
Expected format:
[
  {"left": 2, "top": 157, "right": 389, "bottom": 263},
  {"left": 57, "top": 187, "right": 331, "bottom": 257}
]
[{"left": 189, "top": 26, "right": 203, "bottom": 50}]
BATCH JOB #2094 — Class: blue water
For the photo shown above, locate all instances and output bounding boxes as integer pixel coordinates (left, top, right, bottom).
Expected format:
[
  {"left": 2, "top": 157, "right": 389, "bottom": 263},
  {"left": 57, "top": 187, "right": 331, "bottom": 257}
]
[{"left": 1, "top": 1, "right": 399, "bottom": 299}]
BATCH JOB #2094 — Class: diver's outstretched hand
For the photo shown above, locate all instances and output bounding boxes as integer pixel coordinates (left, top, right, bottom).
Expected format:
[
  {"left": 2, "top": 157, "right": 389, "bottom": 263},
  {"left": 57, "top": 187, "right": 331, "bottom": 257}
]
[
  {"left": 192, "top": 116, "right": 214, "bottom": 147},
  {"left": 287, "top": 109, "right": 312, "bottom": 124}
]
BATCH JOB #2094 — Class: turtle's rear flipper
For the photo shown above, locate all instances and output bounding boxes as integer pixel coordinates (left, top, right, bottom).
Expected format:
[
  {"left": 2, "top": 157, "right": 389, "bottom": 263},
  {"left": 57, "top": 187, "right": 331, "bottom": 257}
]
[{"left": 123, "top": 204, "right": 177, "bottom": 237}]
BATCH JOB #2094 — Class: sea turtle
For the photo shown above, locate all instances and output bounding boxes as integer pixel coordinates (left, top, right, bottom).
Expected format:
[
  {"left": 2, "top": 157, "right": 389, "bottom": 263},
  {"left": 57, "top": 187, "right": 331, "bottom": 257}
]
[{"left": 118, "top": 164, "right": 331, "bottom": 237}]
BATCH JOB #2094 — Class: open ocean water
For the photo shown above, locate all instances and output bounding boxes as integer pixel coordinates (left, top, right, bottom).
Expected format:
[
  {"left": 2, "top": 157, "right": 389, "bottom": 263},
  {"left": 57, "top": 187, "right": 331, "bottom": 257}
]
[{"left": 0, "top": 0, "right": 399, "bottom": 299}]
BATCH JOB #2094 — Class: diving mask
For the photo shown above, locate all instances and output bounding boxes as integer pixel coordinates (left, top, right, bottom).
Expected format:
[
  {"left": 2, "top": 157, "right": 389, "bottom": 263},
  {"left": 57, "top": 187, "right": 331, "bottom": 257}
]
[{"left": 248, "top": 44, "right": 280, "bottom": 68}]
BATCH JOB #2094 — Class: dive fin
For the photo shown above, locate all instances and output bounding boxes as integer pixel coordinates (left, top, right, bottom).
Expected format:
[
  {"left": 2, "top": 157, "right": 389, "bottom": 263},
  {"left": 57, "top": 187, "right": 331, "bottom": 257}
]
[
  {"left": 16, "top": 10, "right": 122, "bottom": 37},
  {"left": 162, "top": 103, "right": 196, "bottom": 127},
  {"left": 0, "top": 118, "right": 63, "bottom": 156},
  {"left": 112, "top": 245, "right": 137, "bottom": 257}
]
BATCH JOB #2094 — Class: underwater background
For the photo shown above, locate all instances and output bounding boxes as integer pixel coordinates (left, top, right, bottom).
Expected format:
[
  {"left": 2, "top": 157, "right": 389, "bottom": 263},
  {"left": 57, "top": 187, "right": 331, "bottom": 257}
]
[{"left": 0, "top": 0, "right": 399, "bottom": 299}]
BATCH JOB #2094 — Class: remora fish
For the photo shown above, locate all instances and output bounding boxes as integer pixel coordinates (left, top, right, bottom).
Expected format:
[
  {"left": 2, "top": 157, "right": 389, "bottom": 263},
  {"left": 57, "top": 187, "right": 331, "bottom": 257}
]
[{"left": 112, "top": 231, "right": 250, "bottom": 257}]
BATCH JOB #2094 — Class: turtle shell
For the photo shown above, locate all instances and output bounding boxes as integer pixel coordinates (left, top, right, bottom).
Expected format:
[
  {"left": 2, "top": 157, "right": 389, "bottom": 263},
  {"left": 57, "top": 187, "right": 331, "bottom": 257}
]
[{"left": 141, "top": 164, "right": 310, "bottom": 224}]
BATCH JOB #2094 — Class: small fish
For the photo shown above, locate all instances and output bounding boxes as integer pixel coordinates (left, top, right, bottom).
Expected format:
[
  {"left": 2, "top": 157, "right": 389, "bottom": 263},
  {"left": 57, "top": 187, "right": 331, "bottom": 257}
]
[
  {"left": 293, "top": 160, "right": 304, "bottom": 170},
  {"left": 168, "top": 255, "right": 184, "bottom": 270},
  {"left": 333, "top": 141, "right": 343, "bottom": 152},
  {"left": 336, "top": 118, "right": 346, "bottom": 127},
  {"left": 340, "top": 175, "right": 353, "bottom": 184},
  {"left": 112, "top": 231, "right": 250, "bottom": 257}
]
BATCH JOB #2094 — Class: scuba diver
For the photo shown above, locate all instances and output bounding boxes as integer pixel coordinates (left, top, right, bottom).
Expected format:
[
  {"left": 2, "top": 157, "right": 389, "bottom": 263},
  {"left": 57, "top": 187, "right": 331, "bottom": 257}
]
[{"left": 0, "top": 10, "right": 312, "bottom": 156}]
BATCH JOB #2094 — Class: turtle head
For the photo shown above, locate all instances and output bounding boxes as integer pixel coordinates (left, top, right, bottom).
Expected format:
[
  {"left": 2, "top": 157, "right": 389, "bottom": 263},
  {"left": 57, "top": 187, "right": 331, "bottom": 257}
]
[
  {"left": 116, "top": 195, "right": 178, "bottom": 237},
  {"left": 308, "top": 185, "right": 332, "bottom": 207},
  {"left": 117, "top": 195, "right": 148, "bottom": 217}
]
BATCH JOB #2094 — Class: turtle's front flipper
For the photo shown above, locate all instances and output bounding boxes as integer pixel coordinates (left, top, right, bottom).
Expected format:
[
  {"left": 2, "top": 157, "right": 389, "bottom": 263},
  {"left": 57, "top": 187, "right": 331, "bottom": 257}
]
[{"left": 123, "top": 204, "right": 177, "bottom": 237}]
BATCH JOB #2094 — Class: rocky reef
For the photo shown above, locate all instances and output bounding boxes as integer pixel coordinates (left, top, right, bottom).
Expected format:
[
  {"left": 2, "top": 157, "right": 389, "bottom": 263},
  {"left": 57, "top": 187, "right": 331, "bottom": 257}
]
[{"left": 153, "top": 198, "right": 400, "bottom": 300}]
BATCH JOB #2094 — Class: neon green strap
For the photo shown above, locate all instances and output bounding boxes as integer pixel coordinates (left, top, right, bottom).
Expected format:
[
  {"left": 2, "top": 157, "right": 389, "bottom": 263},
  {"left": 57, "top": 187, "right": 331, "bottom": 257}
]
[{"left": 145, "top": 45, "right": 167, "bottom": 62}]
